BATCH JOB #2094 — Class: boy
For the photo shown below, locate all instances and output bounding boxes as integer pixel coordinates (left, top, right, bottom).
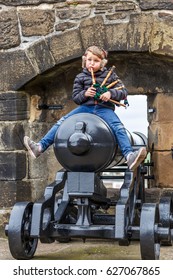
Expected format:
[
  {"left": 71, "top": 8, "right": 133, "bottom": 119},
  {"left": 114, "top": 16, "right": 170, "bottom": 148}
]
[{"left": 24, "top": 46, "right": 147, "bottom": 171}]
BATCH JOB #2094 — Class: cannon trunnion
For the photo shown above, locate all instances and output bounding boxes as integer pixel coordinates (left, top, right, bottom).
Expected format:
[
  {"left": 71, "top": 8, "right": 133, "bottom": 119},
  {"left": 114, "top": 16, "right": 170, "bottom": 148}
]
[{"left": 6, "top": 113, "right": 173, "bottom": 260}]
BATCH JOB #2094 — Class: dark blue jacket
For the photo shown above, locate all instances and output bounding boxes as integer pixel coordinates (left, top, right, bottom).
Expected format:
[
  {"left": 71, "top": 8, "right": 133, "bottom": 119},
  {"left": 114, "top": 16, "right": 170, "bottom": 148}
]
[{"left": 72, "top": 67, "right": 128, "bottom": 110}]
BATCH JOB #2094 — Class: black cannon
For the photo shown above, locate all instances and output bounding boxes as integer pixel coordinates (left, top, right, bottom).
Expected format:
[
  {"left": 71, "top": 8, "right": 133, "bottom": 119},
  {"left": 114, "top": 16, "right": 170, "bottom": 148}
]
[{"left": 5, "top": 113, "right": 173, "bottom": 259}]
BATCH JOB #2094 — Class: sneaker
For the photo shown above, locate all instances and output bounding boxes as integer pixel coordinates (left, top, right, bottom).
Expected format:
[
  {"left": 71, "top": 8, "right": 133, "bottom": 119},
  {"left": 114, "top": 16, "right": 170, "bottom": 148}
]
[
  {"left": 126, "top": 147, "right": 147, "bottom": 171},
  {"left": 24, "top": 136, "right": 42, "bottom": 158}
]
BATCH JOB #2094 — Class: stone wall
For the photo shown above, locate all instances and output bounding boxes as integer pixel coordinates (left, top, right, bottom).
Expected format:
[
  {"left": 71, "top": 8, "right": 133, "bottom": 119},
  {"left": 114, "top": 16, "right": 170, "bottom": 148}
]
[{"left": 1, "top": 0, "right": 173, "bottom": 209}]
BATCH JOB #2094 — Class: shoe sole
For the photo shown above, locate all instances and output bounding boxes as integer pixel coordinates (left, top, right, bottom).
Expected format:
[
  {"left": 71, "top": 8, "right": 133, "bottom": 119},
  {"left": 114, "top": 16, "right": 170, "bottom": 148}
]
[
  {"left": 24, "top": 136, "right": 37, "bottom": 159},
  {"left": 129, "top": 147, "right": 147, "bottom": 171}
]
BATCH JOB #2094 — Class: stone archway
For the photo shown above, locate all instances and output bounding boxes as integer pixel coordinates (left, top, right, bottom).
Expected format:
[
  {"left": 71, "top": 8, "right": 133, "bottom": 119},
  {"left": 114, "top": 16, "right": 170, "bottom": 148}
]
[{"left": 1, "top": 12, "right": 173, "bottom": 208}]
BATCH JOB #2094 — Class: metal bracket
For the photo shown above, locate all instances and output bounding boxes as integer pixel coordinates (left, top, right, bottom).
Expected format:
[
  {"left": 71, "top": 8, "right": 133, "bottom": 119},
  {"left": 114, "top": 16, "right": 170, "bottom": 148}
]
[
  {"left": 37, "top": 104, "right": 63, "bottom": 110},
  {"left": 148, "top": 107, "right": 156, "bottom": 114},
  {"left": 171, "top": 146, "right": 173, "bottom": 159}
]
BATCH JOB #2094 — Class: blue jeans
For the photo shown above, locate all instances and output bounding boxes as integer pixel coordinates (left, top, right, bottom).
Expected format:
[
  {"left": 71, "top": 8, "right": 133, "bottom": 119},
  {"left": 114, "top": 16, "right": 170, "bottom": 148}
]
[{"left": 39, "top": 105, "right": 133, "bottom": 158}]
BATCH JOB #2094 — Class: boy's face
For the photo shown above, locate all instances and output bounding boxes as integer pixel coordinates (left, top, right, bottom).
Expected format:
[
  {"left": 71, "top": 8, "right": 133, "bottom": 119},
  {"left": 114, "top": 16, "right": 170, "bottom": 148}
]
[{"left": 85, "top": 51, "right": 102, "bottom": 72}]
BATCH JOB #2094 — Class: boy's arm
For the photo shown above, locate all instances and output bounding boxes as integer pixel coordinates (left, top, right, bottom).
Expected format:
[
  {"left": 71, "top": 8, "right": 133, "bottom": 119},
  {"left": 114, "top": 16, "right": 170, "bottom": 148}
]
[{"left": 72, "top": 76, "right": 88, "bottom": 105}]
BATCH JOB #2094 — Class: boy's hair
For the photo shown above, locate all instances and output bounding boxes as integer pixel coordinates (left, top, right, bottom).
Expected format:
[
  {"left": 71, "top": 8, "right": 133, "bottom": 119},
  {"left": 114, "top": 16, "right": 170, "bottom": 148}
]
[{"left": 82, "top": 45, "right": 108, "bottom": 69}]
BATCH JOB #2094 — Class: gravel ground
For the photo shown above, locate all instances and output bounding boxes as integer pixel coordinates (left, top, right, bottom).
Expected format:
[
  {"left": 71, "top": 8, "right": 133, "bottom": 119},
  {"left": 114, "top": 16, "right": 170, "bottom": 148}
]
[{"left": 0, "top": 237, "right": 172, "bottom": 260}]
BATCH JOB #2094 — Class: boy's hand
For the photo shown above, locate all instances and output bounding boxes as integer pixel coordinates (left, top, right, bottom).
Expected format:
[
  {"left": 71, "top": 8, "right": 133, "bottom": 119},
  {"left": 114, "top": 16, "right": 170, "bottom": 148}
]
[
  {"left": 99, "top": 91, "right": 111, "bottom": 102},
  {"left": 85, "top": 86, "right": 96, "bottom": 97}
]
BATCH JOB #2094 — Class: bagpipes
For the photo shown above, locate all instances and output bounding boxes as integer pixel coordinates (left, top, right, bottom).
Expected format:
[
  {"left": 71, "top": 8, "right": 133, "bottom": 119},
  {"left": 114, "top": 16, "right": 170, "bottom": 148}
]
[{"left": 91, "top": 66, "right": 129, "bottom": 108}]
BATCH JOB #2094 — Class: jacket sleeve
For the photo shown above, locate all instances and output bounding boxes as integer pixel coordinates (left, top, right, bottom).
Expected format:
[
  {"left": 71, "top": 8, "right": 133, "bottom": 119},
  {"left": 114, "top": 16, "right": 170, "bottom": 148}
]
[
  {"left": 108, "top": 71, "right": 128, "bottom": 102},
  {"left": 72, "top": 75, "right": 89, "bottom": 105}
]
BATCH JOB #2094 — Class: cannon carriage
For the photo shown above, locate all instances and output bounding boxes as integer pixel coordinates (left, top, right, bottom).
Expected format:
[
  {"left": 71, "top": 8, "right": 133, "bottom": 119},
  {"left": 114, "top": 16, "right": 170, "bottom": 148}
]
[{"left": 5, "top": 113, "right": 173, "bottom": 260}]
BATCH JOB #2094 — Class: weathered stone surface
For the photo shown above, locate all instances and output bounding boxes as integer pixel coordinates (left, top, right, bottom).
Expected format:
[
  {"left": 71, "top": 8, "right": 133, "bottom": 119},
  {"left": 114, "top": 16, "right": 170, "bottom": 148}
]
[
  {"left": 18, "top": 9, "right": 55, "bottom": 36},
  {"left": 148, "top": 93, "right": 173, "bottom": 123},
  {"left": 0, "top": 152, "right": 26, "bottom": 180},
  {"left": 66, "top": 0, "right": 91, "bottom": 4},
  {"left": 0, "top": 0, "right": 63, "bottom": 5},
  {"left": 26, "top": 39, "right": 55, "bottom": 74},
  {"left": 0, "top": 9, "right": 20, "bottom": 49},
  {"left": 28, "top": 150, "right": 51, "bottom": 180},
  {"left": 115, "top": 1, "right": 137, "bottom": 11},
  {"left": 0, "top": 91, "right": 29, "bottom": 121},
  {"left": 30, "top": 179, "right": 50, "bottom": 201},
  {"left": 79, "top": 16, "right": 106, "bottom": 50},
  {"left": 105, "top": 22, "right": 129, "bottom": 51},
  {"left": 127, "top": 13, "right": 153, "bottom": 51},
  {"left": 0, "top": 50, "right": 37, "bottom": 91},
  {"left": 106, "top": 12, "right": 128, "bottom": 21},
  {"left": 105, "top": 13, "right": 154, "bottom": 52},
  {"left": 152, "top": 151, "right": 173, "bottom": 188},
  {"left": 55, "top": 21, "right": 77, "bottom": 32},
  {"left": 22, "top": 121, "right": 53, "bottom": 143},
  {"left": 0, "top": 122, "right": 26, "bottom": 151},
  {"left": 148, "top": 93, "right": 173, "bottom": 152},
  {"left": 150, "top": 14, "right": 173, "bottom": 57},
  {"left": 148, "top": 122, "right": 173, "bottom": 151},
  {"left": 56, "top": 6, "right": 91, "bottom": 20},
  {"left": 94, "top": 2, "right": 114, "bottom": 12},
  {"left": 47, "top": 30, "right": 83, "bottom": 63},
  {"left": 22, "top": 119, "right": 61, "bottom": 184},
  {"left": 95, "top": 0, "right": 137, "bottom": 15},
  {"left": 139, "top": 0, "right": 173, "bottom": 10},
  {"left": 0, "top": 180, "right": 32, "bottom": 207}
]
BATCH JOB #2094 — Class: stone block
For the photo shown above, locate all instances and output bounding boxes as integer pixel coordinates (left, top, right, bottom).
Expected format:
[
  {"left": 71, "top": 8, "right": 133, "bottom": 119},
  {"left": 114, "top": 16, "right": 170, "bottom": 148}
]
[
  {"left": 30, "top": 179, "right": 49, "bottom": 202},
  {"left": 47, "top": 30, "right": 83, "bottom": 63},
  {"left": 0, "top": 122, "right": 26, "bottom": 151},
  {"left": 0, "top": 152, "right": 26, "bottom": 180},
  {"left": 0, "top": 208, "right": 11, "bottom": 237},
  {"left": 148, "top": 93, "right": 173, "bottom": 123},
  {"left": 55, "top": 21, "right": 77, "bottom": 32},
  {"left": 18, "top": 9, "right": 55, "bottom": 36},
  {"left": 24, "top": 121, "right": 53, "bottom": 144},
  {"left": 148, "top": 122, "right": 173, "bottom": 151},
  {"left": 0, "top": 91, "right": 29, "bottom": 121},
  {"left": 106, "top": 13, "right": 154, "bottom": 52},
  {"left": 0, "top": 50, "right": 36, "bottom": 91},
  {"left": 150, "top": 16, "right": 173, "bottom": 57},
  {"left": 56, "top": 6, "right": 90, "bottom": 20},
  {"left": 0, "top": 9, "right": 20, "bottom": 49},
  {"left": 127, "top": 13, "right": 153, "bottom": 51},
  {"left": 0, "top": 0, "right": 59, "bottom": 5},
  {"left": 27, "top": 145, "right": 62, "bottom": 182},
  {"left": 66, "top": 0, "right": 92, "bottom": 4},
  {"left": 28, "top": 150, "right": 51, "bottom": 180},
  {"left": 0, "top": 180, "right": 32, "bottom": 208},
  {"left": 152, "top": 151, "right": 173, "bottom": 188},
  {"left": 26, "top": 39, "right": 55, "bottom": 74},
  {"left": 79, "top": 16, "right": 106, "bottom": 50},
  {"left": 139, "top": 0, "right": 173, "bottom": 10},
  {"left": 105, "top": 23, "right": 128, "bottom": 51}
]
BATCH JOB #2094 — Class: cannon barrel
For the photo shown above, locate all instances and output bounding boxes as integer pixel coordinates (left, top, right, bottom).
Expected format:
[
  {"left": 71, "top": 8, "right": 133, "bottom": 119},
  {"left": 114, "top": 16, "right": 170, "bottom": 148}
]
[{"left": 54, "top": 113, "right": 147, "bottom": 172}]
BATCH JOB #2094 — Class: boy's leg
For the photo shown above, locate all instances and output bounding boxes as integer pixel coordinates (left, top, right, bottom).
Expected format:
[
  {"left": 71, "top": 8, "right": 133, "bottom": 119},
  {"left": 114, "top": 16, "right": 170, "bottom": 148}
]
[
  {"left": 24, "top": 105, "right": 93, "bottom": 158},
  {"left": 126, "top": 147, "right": 147, "bottom": 171},
  {"left": 24, "top": 122, "right": 61, "bottom": 158},
  {"left": 95, "top": 107, "right": 132, "bottom": 157},
  {"left": 24, "top": 137, "right": 42, "bottom": 158},
  {"left": 95, "top": 107, "right": 147, "bottom": 170}
]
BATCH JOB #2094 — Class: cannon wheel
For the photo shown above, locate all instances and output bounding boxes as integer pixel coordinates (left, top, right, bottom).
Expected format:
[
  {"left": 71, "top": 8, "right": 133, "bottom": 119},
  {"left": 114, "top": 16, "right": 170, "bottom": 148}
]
[
  {"left": 8, "top": 202, "right": 38, "bottom": 259},
  {"left": 159, "top": 196, "right": 173, "bottom": 246},
  {"left": 140, "top": 203, "right": 160, "bottom": 260}
]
